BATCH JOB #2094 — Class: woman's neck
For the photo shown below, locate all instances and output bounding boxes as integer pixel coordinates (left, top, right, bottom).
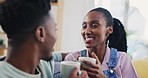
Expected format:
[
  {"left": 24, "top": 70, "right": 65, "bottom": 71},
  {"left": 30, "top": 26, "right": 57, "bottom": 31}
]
[{"left": 88, "top": 44, "right": 107, "bottom": 64}]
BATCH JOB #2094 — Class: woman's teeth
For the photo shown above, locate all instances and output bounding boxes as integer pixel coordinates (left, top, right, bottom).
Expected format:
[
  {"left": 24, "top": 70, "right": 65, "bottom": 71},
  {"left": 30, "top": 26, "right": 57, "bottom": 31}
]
[{"left": 86, "top": 38, "right": 93, "bottom": 41}]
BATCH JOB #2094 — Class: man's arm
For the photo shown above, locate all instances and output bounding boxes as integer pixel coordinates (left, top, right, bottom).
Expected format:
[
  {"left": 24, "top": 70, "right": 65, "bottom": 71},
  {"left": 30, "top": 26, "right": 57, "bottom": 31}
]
[{"left": 52, "top": 52, "right": 68, "bottom": 62}]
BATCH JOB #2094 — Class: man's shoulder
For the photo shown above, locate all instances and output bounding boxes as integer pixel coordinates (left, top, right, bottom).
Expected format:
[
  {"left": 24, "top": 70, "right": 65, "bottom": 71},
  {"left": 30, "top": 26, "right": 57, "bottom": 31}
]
[
  {"left": 38, "top": 60, "right": 54, "bottom": 78},
  {"left": 0, "top": 61, "right": 8, "bottom": 76},
  {"left": 0, "top": 56, "right": 6, "bottom": 69},
  {"left": 0, "top": 61, "right": 5, "bottom": 67},
  {"left": 39, "top": 60, "right": 53, "bottom": 69}
]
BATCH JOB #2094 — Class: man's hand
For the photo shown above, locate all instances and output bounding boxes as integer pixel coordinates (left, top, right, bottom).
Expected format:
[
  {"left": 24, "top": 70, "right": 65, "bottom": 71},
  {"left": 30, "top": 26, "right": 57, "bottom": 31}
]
[{"left": 69, "top": 67, "right": 88, "bottom": 78}]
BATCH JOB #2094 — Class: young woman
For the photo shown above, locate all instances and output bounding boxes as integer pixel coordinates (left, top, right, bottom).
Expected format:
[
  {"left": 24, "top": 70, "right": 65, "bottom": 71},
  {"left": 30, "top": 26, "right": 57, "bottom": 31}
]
[{"left": 64, "top": 7, "right": 139, "bottom": 78}]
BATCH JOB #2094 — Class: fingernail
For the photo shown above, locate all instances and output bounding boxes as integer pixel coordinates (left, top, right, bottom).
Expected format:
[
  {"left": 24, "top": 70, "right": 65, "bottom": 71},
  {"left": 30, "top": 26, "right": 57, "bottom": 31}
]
[{"left": 91, "top": 52, "right": 95, "bottom": 55}]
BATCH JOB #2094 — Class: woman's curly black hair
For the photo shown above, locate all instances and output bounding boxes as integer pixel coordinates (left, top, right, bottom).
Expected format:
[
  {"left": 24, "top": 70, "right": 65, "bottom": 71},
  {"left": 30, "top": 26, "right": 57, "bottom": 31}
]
[{"left": 108, "top": 18, "right": 127, "bottom": 52}]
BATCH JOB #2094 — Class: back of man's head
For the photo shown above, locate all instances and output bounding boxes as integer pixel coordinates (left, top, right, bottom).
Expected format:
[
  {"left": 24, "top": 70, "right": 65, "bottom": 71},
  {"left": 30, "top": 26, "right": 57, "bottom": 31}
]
[{"left": 0, "top": 0, "right": 51, "bottom": 38}]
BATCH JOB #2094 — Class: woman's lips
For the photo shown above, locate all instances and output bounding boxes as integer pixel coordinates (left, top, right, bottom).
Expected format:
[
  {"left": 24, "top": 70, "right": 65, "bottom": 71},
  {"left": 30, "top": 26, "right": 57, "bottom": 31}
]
[{"left": 85, "top": 37, "right": 94, "bottom": 43}]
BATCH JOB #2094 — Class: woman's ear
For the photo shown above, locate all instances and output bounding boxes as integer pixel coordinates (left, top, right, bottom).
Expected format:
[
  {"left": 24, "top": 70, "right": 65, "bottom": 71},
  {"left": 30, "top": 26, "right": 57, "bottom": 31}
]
[
  {"left": 107, "top": 26, "right": 113, "bottom": 35},
  {"left": 35, "top": 26, "right": 45, "bottom": 42}
]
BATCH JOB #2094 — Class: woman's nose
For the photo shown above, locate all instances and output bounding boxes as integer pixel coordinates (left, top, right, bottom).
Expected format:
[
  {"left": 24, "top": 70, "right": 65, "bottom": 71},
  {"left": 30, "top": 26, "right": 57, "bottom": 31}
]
[{"left": 84, "top": 27, "right": 92, "bottom": 34}]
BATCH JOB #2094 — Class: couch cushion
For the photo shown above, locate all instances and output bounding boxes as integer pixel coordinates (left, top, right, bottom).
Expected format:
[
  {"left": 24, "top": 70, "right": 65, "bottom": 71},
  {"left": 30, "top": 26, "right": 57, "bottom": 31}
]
[{"left": 133, "top": 58, "right": 148, "bottom": 78}]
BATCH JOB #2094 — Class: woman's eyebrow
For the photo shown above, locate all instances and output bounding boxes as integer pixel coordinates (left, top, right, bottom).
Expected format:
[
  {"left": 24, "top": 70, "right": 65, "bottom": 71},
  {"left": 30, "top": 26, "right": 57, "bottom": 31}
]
[{"left": 90, "top": 20, "right": 100, "bottom": 23}]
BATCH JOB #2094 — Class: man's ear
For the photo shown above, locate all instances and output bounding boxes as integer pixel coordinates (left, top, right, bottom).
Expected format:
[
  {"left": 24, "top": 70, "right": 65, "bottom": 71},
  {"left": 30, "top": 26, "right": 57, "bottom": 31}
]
[{"left": 35, "top": 26, "right": 45, "bottom": 42}]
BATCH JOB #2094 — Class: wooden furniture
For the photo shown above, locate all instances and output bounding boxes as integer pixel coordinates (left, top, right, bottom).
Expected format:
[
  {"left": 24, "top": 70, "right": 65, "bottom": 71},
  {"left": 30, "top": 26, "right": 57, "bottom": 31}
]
[
  {"left": 51, "top": 1, "right": 63, "bottom": 51},
  {"left": 0, "top": 31, "right": 7, "bottom": 56},
  {"left": 0, "top": 45, "right": 6, "bottom": 56},
  {"left": 133, "top": 58, "right": 148, "bottom": 78}
]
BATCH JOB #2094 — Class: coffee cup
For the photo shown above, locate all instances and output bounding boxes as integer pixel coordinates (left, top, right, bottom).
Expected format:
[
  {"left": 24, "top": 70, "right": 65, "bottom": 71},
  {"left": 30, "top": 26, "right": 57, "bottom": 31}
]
[
  {"left": 78, "top": 57, "right": 96, "bottom": 64},
  {"left": 60, "top": 61, "right": 81, "bottom": 78}
]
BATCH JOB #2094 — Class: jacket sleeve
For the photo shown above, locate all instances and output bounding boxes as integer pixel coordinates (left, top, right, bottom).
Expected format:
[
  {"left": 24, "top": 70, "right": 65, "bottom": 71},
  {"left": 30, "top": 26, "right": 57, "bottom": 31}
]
[{"left": 52, "top": 52, "right": 62, "bottom": 62}]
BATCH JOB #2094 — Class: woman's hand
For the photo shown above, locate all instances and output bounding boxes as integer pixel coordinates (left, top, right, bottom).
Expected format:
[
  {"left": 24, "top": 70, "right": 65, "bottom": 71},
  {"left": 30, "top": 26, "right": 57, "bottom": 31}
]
[
  {"left": 69, "top": 67, "right": 88, "bottom": 78},
  {"left": 81, "top": 53, "right": 106, "bottom": 78}
]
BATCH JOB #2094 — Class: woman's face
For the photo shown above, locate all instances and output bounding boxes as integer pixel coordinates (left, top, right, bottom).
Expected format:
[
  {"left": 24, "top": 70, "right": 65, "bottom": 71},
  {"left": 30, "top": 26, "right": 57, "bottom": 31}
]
[{"left": 81, "top": 11, "right": 110, "bottom": 48}]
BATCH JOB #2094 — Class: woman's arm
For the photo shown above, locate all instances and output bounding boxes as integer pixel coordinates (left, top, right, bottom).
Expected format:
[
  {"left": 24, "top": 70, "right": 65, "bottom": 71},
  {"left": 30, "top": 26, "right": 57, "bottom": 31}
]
[{"left": 120, "top": 53, "right": 139, "bottom": 78}]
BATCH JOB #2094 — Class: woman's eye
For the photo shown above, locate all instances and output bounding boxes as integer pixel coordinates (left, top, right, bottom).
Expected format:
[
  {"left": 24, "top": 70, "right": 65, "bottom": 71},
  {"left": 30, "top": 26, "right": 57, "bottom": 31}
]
[
  {"left": 82, "top": 24, "right": 87, "bottom": 29},
  {"left": 91, "top": 23, "right": 98, "bottom": 28}
]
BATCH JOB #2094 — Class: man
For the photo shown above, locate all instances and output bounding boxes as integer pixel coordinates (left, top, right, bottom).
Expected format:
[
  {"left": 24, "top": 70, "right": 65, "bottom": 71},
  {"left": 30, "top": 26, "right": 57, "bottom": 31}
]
[{"left": 0, "top": 0, "right": 87, "bottom": 78}]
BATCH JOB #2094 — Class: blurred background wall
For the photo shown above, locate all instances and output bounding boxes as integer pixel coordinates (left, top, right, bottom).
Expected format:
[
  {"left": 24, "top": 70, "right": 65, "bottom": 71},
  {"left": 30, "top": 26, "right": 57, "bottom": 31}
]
[{"left": 0, "top": 0, "right": 148, "bottom": 60}]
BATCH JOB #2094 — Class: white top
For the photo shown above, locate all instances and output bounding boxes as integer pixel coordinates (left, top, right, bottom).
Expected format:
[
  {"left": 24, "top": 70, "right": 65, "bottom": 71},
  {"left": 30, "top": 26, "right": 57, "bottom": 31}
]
[{"left": 0, "top": 52, "right": 62, "bottom": 78}]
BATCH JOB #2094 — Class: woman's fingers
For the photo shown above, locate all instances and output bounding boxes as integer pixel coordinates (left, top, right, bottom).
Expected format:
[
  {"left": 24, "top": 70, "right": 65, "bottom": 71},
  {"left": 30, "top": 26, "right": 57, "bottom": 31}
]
[
  {"left": 82, "top": 60, "right": 99, "bottom": 69},
  {"left": 91, "top": 52, "right": 101, "bottom": 65},
  {"left": 80, "top": 70, "right": 88, "bottom": 78},
  {"left": 81, "top": 65, "right": 106, "bottom": 78},
  {"left": 87, "top": 71, "right": 100, "bottom": 78},
  {"left": 81, "top": 62, "right": 99, "bottom": 74},
  {"left": 80, "top": 52, "right": 106, "bottom": 78}
]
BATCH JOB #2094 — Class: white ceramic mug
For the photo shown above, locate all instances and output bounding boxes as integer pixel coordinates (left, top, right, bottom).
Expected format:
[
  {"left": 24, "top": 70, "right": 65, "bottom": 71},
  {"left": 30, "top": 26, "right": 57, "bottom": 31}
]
[
  {"left": 78, "top": 57, "right": 96, "bottom": 64},
  {"left": 60, "top": 61, "right": 81, "bottom": 78}
]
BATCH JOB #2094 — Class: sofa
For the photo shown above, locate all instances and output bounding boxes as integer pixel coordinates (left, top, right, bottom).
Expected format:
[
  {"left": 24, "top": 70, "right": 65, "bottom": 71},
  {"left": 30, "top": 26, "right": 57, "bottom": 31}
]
[{"left": 133, "top": 58, "right": 148, "bottom": 78}]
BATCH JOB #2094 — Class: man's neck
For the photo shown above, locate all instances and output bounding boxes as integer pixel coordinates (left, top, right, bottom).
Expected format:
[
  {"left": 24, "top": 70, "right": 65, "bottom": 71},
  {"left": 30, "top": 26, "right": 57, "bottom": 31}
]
[{"left": 5, "top": 46, "right": 40, "bottom": 74}]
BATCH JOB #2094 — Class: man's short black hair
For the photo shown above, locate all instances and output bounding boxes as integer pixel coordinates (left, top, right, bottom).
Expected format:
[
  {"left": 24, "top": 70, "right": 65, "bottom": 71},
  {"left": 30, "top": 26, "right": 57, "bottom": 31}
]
[{"left": 0, "top": 0, "right": 51, "bottom": 38}]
